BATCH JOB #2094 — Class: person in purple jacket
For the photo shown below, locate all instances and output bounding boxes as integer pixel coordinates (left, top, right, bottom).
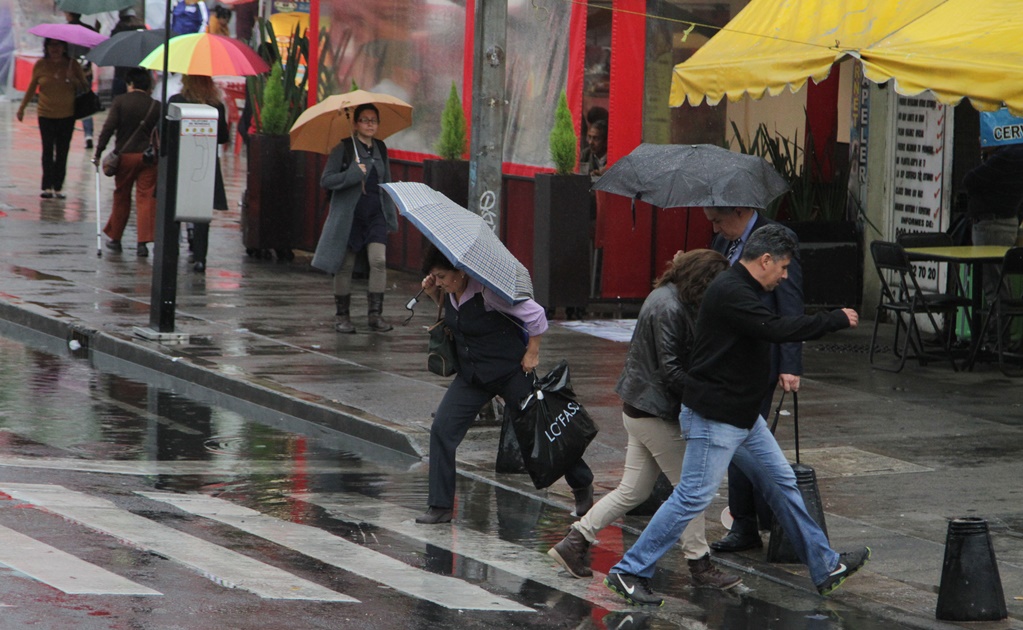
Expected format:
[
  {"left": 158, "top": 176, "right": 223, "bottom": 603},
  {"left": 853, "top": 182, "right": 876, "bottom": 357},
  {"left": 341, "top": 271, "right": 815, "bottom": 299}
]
[{"left": 414, "top": 244, "right": 594, "bottom": 525}]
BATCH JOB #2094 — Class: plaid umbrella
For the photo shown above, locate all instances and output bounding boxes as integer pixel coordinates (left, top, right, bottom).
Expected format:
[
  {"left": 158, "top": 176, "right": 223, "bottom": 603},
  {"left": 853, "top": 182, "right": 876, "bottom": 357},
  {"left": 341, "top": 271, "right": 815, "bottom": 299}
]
[
  {"left": 593, "top": 143, "right": 789, "bottom": 210},
  {"left": 380, "top": 182, "right": 533, "bottom": 304}
]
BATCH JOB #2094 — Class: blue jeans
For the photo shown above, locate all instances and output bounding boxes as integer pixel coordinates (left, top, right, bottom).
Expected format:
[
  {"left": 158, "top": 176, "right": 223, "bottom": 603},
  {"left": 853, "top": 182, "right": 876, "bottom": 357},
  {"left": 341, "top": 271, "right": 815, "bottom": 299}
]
[{"left": 612, "top": 406, "right": 839, "bottom": 586}]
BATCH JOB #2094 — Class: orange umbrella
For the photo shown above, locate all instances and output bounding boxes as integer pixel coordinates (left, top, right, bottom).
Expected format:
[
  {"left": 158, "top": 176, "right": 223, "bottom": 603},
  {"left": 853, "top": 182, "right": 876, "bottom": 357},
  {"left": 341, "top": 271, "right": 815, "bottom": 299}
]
[
  {"left": 139, "top": 33, "right": 269, "bottom": 77},
  {"left": 289, "top": 89, "right": 413, "bottom": 154}
]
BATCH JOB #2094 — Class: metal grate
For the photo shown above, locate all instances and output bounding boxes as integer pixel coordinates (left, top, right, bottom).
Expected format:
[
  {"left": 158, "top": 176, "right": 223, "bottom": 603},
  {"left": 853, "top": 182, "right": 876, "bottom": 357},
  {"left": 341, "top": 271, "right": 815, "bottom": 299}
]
[{"left": 810, "top": 343, "right": 891, "bottom": 354}]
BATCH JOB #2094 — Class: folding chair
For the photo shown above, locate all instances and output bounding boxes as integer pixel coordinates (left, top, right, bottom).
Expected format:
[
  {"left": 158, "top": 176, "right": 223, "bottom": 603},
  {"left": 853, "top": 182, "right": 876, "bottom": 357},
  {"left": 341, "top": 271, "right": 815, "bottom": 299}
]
[
  {"left": 869, "top": 241, "right": 973, "bottom": 372},
  {"left": 897, "top": 231, "right": 968, "bottom": 339},
  {"left": 968, "top": 247, "right": 1023, "bottom": 376}
]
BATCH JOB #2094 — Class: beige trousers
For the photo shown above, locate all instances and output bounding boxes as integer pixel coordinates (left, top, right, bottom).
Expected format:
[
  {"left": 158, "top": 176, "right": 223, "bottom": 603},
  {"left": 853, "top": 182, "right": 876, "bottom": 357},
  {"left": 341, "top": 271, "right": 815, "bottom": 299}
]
[
  {"left": 332, "top": 242, "right": 387, "bottom": 295},
  {"left": 573, "top": 412, "right": 709, "bottom": 560}
]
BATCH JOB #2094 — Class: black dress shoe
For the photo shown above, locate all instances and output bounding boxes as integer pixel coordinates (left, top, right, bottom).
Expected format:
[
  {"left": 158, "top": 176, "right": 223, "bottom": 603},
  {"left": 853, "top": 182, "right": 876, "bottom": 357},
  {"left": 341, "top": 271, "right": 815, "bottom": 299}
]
[
  {"left": 710, "top": 531, "right": 763, "bottom": 553},
  {"left": 415, "top": 507, "right": 453, "bottom": 524}
]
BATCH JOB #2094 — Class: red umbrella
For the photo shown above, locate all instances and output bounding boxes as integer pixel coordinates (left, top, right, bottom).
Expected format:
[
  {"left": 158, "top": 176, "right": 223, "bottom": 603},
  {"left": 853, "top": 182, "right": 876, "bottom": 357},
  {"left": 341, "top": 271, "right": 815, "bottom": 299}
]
[
  {"left": 28, "top": 23, "right": 109, "bottom": 49},
  {"left": 139, "top": 33, "right": 268, "bottom": 77}
]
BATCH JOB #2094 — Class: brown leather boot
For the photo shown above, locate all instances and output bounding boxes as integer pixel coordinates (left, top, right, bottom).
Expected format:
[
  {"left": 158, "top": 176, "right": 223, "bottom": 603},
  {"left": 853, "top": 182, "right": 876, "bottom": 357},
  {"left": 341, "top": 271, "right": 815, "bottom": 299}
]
[
  {"left": 688, "top": 553, "right": 742, "bottom": 590},
  {"left": 572, "top": 485, "right": 593, "bottom": 517},
  {"left": 334, "top": 295, "right": 355, "bottom": 334},
  {"left": 547, "top": 528, "right": 592, "bottom": 578},
  {"left": 367, "top": 292, "right": 393, "bottom": 332}
]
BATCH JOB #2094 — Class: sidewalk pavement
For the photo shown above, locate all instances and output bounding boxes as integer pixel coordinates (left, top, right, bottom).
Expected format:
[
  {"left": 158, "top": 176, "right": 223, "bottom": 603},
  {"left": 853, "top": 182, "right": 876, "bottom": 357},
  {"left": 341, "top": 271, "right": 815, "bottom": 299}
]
[{"left": 3, "top": 101, "right": 1023, "bottom": 628}]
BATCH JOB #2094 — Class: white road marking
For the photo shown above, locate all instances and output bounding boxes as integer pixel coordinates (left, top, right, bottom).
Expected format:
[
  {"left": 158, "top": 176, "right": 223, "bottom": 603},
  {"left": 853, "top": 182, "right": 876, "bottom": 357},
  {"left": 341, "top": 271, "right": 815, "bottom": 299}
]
[
  {"left": 297, "top": 492, "right": 641, "bottom": 613},
  {"left": 0, "top": 483, "right": 354, "bottom": 602},
  {"left": 0, "top": 524, "right": 161, "bottom": 595},
  {"left": 139, "top": 491, "right": 533, "bottom": 613}
]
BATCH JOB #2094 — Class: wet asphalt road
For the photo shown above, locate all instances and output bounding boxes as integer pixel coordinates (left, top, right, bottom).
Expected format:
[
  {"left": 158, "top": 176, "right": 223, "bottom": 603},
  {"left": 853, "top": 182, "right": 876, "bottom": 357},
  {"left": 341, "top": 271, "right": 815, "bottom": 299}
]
[{"left": 0, "top": 328, "right": 922, "bottom": 629}]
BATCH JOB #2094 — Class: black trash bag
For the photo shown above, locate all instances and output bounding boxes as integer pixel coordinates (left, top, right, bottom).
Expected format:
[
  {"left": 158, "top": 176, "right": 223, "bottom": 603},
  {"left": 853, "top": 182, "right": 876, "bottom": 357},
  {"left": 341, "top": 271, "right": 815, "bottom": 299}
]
[
  {"left": 495, "top": 413, "right": 527, "bottom": 474},
  {"left": 512, "top": 360, "right": 598, "bottom": 489}
]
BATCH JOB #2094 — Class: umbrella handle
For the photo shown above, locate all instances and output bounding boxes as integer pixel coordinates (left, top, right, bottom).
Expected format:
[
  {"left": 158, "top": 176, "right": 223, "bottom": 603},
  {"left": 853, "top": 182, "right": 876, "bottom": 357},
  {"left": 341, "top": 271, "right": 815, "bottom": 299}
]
[{"left": 792, "top": 390, "right": 799, "bottom": 464}]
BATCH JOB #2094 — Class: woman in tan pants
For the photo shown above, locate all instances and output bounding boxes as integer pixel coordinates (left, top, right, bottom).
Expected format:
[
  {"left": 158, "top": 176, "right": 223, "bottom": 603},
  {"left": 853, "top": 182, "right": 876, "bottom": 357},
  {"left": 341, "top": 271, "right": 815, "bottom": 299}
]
[{"left": 548, "top": 249, "right": 740, "bottom": 589}]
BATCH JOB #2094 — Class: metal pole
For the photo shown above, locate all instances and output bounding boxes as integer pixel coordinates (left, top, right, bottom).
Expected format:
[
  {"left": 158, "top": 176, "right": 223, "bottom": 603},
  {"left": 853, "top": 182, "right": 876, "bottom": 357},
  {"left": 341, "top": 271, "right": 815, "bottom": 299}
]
[
  {"left": 467, "top": 0, "right": 506, "bottom": 235},
  {"left": 148, "top": 0, "right": 177, "bottom": 333}
]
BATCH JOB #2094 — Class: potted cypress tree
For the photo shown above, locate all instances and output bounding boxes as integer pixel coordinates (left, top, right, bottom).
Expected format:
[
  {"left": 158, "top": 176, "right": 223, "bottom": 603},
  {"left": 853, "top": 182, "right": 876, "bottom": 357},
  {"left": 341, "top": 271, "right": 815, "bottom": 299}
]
[
  {"left": 423, "top": 82, "right": 469, "bottom": 207},
  {"left": 533, "top": 91, "right": 590, "bottom": 315},
  {"left": 243, "top": 20, "right": 308, "bottom": 260}
]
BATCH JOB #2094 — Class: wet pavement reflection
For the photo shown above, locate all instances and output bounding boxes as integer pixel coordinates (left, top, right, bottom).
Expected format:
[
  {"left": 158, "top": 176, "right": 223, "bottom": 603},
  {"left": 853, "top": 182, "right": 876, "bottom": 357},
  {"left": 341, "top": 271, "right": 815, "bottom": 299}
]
[{"left": 0, "top": 330, "right": 919, "bottom": 629}]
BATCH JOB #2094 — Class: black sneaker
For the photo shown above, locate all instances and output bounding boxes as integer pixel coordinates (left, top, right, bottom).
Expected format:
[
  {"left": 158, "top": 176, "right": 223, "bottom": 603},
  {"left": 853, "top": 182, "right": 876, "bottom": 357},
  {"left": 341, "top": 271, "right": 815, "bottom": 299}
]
[
  {"left": 605, "top": 572, "right": 664, "bottom": 607},
  {"left": 817, "top": 547, "right": 871, "bottom": 596}
]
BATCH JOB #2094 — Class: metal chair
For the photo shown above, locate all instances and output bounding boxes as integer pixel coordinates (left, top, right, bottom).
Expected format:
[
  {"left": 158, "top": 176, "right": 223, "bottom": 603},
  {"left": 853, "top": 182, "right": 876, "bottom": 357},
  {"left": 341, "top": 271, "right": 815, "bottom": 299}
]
[
  {"left": 869, "top": 240, "right": 973, "bottom": 372},
  {"left": 896, "top": 231, "right": 969, "bottom": 338},
  {"left": 968, "top": 247, "right": 1023, "bottom": 376}
]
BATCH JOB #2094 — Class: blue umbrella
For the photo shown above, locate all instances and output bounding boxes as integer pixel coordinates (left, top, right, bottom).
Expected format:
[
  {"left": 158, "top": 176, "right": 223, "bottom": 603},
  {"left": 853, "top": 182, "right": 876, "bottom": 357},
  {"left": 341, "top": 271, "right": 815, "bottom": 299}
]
[{"left": 381, "top": 182, "right": 534, "bottom": 304}]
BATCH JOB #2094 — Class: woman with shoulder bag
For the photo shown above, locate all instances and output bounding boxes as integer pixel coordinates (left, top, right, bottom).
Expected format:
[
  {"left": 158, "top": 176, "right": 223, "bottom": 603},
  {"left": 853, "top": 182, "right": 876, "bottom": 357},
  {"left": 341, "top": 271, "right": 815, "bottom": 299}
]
[
  {"left": 414, "top": 244, "right": 595, "bottom": 525},
  {"left": 546, "top": 249, "right": 741, "bottom": 590},
  {"left": 312, "top": 104, "right": 399, "bottom": 333},
  {"left": 16, "top": 38, "right": 88, "bottom": 199},
  {"left": 93, "top": 67, "right": 160, "bottom": 257}
]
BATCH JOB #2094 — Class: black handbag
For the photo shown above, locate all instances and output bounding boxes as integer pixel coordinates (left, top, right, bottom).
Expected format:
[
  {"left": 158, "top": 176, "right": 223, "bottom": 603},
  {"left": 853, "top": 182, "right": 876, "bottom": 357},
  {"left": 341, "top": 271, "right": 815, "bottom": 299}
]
[
  {"left": 427, "top": 302, "right": 458, "bottom": 377},
  {"left": 142, "top": 127, "right": 159, "bottom": 165},
  {"left": 74, "top": 90, "right": 102, "bottom": 120}
]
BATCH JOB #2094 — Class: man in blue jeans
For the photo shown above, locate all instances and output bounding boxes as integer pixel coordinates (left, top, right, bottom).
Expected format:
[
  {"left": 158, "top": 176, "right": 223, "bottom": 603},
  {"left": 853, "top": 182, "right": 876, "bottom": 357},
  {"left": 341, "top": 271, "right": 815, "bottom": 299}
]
[{"left": 605, "top": 224, "right": 871, "bottom": 606}]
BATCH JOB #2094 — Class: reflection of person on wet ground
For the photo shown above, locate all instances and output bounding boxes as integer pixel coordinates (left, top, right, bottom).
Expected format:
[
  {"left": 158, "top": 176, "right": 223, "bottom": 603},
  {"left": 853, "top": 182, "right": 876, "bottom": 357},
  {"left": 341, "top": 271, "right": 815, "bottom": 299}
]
[
  {"left": 413, "top": 244, "right": 594, "bottom": 525},
  {"left": 547, "top": 249, "right": 740, "bottom": 590},
  {"left": 605, "top": 225, "right": 870, "bottom": 607}
]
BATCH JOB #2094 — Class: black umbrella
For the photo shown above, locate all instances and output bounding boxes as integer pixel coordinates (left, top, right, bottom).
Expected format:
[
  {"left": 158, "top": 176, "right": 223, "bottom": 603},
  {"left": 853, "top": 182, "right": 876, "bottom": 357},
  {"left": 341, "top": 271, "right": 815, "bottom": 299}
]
[
  {"left": 86, "top": 29, "right": 168, "bottom": 67},
  {"left": 593, "top": 143, "right": 789, "bottom": 210}
]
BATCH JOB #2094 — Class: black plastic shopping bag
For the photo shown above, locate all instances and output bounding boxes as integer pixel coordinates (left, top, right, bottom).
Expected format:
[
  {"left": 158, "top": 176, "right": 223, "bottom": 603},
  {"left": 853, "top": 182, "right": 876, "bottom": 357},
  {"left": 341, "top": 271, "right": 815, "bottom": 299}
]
[{"left": 513, "top": 361, "right": 598, "bottom": 489}]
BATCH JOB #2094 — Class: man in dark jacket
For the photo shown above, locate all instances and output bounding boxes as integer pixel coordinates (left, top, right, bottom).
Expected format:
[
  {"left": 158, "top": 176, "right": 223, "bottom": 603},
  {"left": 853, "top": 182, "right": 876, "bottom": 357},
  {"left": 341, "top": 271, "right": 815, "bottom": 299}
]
[
  {"left": 965, "top": 143, "right": 1023, "bottom": 307},
  {"left": 706, "top": 206, "right": 803, "bottom": 552},
  {"left": 605, "top": 224, "right": 870, "bottom": 606}
]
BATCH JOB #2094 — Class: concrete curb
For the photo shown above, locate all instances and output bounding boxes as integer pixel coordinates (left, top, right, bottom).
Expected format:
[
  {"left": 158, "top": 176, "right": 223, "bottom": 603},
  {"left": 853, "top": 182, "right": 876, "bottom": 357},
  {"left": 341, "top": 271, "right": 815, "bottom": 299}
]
[{"left": 0, "top": 299, "right": 424, "bottom": 460}]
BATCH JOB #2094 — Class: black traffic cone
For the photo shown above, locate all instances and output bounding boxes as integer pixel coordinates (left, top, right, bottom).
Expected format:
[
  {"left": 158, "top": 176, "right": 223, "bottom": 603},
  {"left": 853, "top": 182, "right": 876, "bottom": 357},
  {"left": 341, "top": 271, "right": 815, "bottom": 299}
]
[
  {"left": 936, "top": 517, "right": 1007, "bottom": 621},
  {"left": 766, "top": 464, "right": 829, "bottom": 563}
]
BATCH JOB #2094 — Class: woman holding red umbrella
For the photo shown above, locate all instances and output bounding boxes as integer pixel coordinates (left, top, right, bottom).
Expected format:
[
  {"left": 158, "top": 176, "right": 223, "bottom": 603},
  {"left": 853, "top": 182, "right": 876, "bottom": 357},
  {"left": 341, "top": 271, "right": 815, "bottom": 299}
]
[{"left": 16, "top": 38, "right": 88, "bottom": 199}]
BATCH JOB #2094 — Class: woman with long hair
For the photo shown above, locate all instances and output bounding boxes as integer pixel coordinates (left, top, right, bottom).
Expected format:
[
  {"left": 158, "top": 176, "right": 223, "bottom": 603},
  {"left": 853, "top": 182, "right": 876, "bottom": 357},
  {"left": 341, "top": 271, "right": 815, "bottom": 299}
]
[
  {"left": 547, "top": 249, "right": 741, "bottom": 590},
  {"left": 16, "top": 38, "right": 88, "bottom": 199},
  {"left": 168, "top": 74, "right": 230, "bottom": 271}
]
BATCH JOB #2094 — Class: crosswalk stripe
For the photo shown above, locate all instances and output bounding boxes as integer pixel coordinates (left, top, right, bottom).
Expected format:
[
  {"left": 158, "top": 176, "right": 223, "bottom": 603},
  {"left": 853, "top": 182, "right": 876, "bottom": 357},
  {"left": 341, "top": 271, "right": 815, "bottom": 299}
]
[
  {"left": 0, "top": 456, "right": 361, "bottom": 476},
  {"left": 298, "top": 492, "right": 638, "bottom": 613},
  {"left": 0, "top": 483, "right": 355, "bottom": 602},
  {"left": 139, "top": 491, "right": 534, "bottom": 613},
  {"left": 0, "top": 524, "right": 161, "bottom": 595}
]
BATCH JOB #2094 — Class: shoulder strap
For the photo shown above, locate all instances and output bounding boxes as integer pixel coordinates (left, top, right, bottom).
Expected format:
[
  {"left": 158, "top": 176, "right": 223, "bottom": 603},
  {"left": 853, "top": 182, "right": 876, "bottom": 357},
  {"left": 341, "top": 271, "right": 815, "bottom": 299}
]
[{"left": 116, "top": 99, "right": 157, "bottom": 155}]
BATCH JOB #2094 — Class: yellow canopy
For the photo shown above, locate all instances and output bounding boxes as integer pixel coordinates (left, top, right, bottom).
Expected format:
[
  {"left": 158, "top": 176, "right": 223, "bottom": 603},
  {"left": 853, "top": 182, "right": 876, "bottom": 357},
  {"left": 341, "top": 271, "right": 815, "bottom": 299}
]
[{"left": 671, "top": 0, "right": 1023, "bottom": 115}]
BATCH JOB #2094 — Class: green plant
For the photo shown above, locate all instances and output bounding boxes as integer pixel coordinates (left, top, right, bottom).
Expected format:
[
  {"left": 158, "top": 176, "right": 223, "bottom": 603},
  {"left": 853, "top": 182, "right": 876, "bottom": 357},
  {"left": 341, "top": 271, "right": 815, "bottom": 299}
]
[
  {"left": 549, "top": 91, "right": 577, "bottom": 175},
  {"left": 435, "top": 83, "right": 468, "bottom": 160},
  {"left": 247, "top": 19, "right": 309, "bottom": 134},
  {"left": 731, "top": 121, "right": 856, "bottom": 223},
  {"left": 261, "top": 64, "right": 289, "bottom": 135}
]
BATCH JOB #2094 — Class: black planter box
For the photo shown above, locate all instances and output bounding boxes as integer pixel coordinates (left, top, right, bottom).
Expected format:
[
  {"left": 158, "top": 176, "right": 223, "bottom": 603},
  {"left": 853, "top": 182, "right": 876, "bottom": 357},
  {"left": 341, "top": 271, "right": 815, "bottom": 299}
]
[
  {"left": 423, "top": 159, "right": 469, "bottom": 208},
  {"left": 243, "top": 134, "right": 296, "bottom": 254},
  {"left": 534, "top": 173, "right": 590, "bottom": 311},
  {"left": 785, "top": 220, "right": 864, "bottom": 310}
]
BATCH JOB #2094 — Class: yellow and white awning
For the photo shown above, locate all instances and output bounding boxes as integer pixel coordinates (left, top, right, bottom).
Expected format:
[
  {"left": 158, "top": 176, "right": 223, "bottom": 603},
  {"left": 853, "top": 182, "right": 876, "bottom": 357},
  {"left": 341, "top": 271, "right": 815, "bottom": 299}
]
[{"left": 671, "top": 0, "right": 1023, "bottom": 115}]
